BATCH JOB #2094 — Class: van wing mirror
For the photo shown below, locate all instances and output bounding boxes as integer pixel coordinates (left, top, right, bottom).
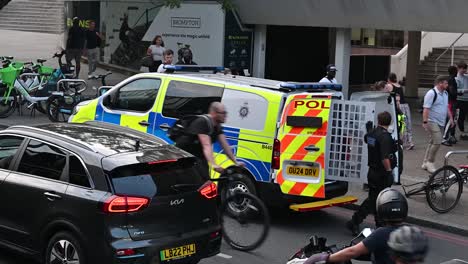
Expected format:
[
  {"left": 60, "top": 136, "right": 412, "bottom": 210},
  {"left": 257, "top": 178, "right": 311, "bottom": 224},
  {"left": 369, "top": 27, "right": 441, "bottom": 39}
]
[{"left": 98, "top": 86, "right": 112, "bottom": 96}]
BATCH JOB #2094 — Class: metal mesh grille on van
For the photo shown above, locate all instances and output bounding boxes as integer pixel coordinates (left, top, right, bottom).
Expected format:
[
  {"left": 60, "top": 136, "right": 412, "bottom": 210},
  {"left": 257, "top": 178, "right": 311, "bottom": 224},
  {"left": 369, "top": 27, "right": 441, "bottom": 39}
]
[{"left": 325, "top": 100, "right": 375, "bottom": 183}]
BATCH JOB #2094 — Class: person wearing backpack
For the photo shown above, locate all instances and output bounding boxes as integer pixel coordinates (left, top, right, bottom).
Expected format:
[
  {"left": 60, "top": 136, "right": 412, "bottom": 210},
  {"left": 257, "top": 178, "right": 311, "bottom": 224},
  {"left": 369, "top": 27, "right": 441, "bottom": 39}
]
[
  {"left": 443, "top": 66, "right": 459, "bottom": 145},
  {"left": 173, "top": 102, "right": 243, "bottom": 180},
  {"left": 421, "top": 76, "right": 454, "bottom": 173},
  {"left": 456, "top": 62, "right": 468, "bottom": 140}
]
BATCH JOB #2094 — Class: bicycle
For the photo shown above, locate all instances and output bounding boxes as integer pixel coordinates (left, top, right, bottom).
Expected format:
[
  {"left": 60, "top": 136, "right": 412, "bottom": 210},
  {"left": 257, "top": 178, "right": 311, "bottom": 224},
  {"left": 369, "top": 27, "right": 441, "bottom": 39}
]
[
  {"left": 213, "top": 167, "right": 270, "bottom": 251},
  {"left": 46, "top": 72, "right": 112, "bottom": 122},
  {"left": 402, "top": 151, "right": 467, "bottom": 214}
]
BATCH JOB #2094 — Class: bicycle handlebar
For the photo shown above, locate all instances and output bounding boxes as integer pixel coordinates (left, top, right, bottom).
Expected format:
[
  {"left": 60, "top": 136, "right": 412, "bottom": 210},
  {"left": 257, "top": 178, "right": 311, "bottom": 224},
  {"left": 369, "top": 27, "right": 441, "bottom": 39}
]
[{"left": 57, "top": 79, "right": 88, "bottom": 94}]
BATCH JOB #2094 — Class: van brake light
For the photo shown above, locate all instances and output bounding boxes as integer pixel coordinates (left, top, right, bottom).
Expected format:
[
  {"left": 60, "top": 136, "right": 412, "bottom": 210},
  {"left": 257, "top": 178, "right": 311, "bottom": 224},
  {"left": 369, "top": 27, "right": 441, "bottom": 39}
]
[
  {"left": 272, "top": 139, "right": 281, "bottom": 170},
  {"left": 103, "top": 195, "right": 149, "bottom": 213}
]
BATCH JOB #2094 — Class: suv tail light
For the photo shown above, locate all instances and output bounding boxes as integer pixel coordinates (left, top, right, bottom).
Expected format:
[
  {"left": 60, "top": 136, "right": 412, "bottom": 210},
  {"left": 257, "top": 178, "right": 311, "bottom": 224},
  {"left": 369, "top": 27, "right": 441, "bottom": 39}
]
[
  {"left": 199, "top": 181, "right": 217, "bottom": 199},
  {"left": 272, "top": 139, "right": 281, "bottom": 170},
  {"left": 103, "top": 195, "right": 149, "bottom": 213}
]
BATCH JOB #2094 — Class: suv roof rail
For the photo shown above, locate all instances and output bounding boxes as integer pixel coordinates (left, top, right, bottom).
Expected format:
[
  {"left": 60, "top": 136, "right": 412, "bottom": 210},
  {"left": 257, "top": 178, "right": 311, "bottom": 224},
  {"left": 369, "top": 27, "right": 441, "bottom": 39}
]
[
  {"left": 163, "top": 65, "right": 225, "bottom": 73},
  {"left": 279, "top": 82, "right": 343, "bottom": 91},
  {"left": 6, "top": 125, "right": 96, "bottom": 152}
]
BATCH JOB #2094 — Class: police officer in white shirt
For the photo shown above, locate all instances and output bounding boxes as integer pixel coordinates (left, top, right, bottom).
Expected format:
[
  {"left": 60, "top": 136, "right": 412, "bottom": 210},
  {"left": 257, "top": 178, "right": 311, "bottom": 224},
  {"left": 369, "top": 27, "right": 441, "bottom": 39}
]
[{"left": 319, "top": 64, "right": 338, "bottom": 83}]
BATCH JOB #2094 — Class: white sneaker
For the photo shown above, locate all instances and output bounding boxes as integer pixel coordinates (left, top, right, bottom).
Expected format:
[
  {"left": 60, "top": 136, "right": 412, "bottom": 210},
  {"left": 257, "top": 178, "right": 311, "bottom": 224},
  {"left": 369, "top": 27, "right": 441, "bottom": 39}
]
[
  {"left": 421, "top": 162, "right": 427, "bottom": 170},
  {"left": 425, "top": 162, "right": 437, "bottom": 173}
]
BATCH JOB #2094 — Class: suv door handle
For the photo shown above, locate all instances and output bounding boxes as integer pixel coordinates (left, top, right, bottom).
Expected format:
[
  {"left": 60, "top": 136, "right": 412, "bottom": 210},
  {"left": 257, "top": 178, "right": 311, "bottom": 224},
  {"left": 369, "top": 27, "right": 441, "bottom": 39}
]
[
  {"left": 44, "top": 191, "right": 62, "bottom": 201},
  {"left": 138, "top": 121, "right": 150, "bottom": 127},
  {"left": 304, "top": 145, "right": 320, "bottom": 152},
  {"left": 159, "top": 123, "right": 171, "bottom": 131}
]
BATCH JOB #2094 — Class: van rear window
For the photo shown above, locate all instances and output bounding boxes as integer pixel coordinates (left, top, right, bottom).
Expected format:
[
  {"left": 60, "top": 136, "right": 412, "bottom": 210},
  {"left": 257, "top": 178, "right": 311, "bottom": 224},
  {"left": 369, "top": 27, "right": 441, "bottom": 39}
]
[{"left": 109, "top": 158, "right": 204, "bottom": 197}]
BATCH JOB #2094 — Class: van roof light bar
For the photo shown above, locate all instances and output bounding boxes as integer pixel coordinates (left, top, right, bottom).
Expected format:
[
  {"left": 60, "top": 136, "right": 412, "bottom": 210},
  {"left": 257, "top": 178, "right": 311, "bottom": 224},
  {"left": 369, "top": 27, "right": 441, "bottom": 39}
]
[
  {"left": 279, "top": 82, "right": 343, "bottom": 91},
  {"left": 163, "top": 65, "right": 225, "bottom": 73}
]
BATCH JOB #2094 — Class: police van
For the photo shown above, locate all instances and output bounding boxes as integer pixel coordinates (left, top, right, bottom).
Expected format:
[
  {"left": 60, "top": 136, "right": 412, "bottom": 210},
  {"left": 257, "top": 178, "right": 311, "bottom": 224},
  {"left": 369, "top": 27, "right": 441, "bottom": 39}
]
[{"left": 70, "top": 66, "right": 400, "bottom": 211}]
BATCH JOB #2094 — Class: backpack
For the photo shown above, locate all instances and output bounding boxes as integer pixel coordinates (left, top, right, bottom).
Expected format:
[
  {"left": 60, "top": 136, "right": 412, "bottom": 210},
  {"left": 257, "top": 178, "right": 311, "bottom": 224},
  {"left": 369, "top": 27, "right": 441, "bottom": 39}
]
[
  {"left": 418, "top": 88, "right": 438, "bottom": 112},
  {"left": 168, "top": 114, "right": 213, "bottom": 142}
]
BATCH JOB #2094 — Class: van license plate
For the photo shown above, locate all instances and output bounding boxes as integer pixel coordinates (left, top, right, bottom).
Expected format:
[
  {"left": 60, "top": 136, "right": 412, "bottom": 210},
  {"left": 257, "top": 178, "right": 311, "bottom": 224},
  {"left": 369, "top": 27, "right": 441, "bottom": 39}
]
[
  {"left": 286, "top": 166, "right": 319, "bottom": 177},
  {"left": 160, "top": 244, "right": 196, "bottom": 261}
]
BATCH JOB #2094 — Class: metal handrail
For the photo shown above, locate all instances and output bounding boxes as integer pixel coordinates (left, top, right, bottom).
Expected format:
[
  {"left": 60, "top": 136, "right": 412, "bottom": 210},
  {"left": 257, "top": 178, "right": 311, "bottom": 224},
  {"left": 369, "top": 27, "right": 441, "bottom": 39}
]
[
  {"left": 435, "top": 33, "right": 465, "bottom": 73},
  {"left": 444, "top": 150, "right": 468, "bottom": 167}
]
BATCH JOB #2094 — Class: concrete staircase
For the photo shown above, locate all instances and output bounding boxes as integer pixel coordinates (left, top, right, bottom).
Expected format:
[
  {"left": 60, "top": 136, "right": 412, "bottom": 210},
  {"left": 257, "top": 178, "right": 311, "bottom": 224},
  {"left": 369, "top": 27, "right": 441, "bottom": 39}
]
[
  {"left": 0, "top": 0, "right": 65, "bottom": 34},
  {"left": 419, "top": 47, "right": 468, "bottom": 88}
]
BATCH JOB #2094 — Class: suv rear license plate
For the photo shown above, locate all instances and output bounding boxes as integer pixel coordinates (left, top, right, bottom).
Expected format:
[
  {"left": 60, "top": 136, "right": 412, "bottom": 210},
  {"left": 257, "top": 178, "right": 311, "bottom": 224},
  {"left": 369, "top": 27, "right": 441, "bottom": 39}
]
[
  {"left": 286, "top": 165, "right": 319, "bottom": 177},
  {"left": 160, "top": 244, "right": 196, "bottom": 261}
]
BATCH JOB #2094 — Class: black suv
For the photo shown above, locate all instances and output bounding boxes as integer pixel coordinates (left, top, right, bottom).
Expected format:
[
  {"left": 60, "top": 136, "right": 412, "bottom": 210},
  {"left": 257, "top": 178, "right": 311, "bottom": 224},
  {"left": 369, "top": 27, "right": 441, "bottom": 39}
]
[{"left": 0, "top": 122, "right": 221, "bottom": 264}]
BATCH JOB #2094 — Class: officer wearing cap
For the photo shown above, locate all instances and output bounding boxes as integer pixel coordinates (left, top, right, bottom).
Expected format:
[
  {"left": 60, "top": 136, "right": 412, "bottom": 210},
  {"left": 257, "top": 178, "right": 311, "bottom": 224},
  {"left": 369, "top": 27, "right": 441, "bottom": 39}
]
[
  {"left": 346, "top": 111, "right": 398, "bottom": 235},
  {"left": 319, "top": 64, "right": 338, "bottom": 83}
]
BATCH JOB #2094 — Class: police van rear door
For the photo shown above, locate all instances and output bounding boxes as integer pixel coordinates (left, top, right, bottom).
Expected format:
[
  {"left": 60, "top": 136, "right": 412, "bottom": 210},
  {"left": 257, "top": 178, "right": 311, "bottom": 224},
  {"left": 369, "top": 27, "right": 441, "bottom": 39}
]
[
  {"left": 349, "top": 92, "right": 401, "bottom": 184},
  {"left": 276, "top": 93, "right": 332, "bottom": 198},
  {"left": 324, "top": 99, "right": 376, "bottom": 184}
]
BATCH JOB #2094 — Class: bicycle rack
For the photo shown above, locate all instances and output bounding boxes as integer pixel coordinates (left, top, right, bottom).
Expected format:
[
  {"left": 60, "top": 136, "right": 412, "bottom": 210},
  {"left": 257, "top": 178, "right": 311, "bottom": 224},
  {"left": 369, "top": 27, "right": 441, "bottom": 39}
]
[
  {"left": 444, "top": 150, "right": 468, "bottom": 167},
  {"left": 15, "top": 73, "right": 50, "bottom": 117},
  {"left": 56, "top": 79, "right": 88, "bottom": 95}
]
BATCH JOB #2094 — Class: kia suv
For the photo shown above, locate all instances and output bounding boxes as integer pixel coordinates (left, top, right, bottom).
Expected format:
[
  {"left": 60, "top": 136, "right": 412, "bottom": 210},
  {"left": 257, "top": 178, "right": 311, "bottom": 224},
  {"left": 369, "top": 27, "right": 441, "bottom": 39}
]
[{"left": 0, "top": 121, "right": 221, "bottom": 264}]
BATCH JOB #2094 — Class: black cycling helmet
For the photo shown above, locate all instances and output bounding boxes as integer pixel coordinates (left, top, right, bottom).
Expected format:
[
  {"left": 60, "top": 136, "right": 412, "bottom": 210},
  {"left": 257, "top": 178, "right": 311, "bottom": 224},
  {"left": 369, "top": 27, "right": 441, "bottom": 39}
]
[
  {"left": 388, "top": 226, "right": 429, "bottom": 263},
  {"left": 376, "top": 188, "right": 408, "bottom": 222}
]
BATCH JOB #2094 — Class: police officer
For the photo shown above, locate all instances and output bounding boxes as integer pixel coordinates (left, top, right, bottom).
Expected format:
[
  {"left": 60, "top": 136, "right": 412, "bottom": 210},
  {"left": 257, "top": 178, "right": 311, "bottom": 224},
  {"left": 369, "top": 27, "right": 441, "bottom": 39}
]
[{"left": 346, "top": 111, "right": 397, "bottom": 235}]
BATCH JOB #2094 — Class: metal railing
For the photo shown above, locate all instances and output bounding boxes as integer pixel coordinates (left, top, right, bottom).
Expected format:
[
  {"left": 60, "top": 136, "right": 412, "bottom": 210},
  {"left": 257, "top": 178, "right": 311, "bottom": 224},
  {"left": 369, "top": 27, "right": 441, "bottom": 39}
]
[
  {"left": 444, "top": 150, "right": 468, "bottom": 167},
  {"left": 434, "top": 33, "right": 465, "bottom": 73}
]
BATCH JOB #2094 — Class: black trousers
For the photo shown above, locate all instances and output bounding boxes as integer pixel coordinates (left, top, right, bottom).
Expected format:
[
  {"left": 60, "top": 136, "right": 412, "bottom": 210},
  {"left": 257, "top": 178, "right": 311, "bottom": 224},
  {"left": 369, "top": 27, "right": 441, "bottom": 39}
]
[
  {"left": 351, "top": 168, "right": 392, "bottom": 227},
  {"left": 457, "top": 101, "right": 468, "bottom": 132}
]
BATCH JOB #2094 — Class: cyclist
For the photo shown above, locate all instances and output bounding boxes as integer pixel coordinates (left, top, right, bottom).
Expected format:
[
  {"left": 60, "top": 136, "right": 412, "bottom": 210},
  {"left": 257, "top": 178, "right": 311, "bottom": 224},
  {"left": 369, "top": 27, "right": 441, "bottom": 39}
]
[
  {"left": 175, "top": 102, "right": 243, "bottom": 180},
  {"left": 388, "top": 226, "right": 429, "bottom": 264},
  {"left": 305, "top": 188, "right": 408, "bottom": 264}
]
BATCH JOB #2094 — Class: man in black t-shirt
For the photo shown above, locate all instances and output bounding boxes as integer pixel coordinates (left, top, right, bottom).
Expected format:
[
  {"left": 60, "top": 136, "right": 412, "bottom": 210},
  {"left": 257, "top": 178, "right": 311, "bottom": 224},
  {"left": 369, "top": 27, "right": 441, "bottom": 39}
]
[
  {"left": 85, "top": 20, "right": 102, "bottom": 77},
  {"left": 66, "top": 17, "right": 85, "bottom": 78},
  {"left": 175, "top": 102, "right": 243, "bottom": 180}
]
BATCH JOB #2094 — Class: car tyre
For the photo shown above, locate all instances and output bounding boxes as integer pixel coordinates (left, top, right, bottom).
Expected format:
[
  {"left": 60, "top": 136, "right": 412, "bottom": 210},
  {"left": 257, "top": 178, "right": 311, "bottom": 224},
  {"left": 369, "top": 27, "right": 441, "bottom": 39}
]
[{"left": 45, "top": 231, "right": 86, "bottom": 264}]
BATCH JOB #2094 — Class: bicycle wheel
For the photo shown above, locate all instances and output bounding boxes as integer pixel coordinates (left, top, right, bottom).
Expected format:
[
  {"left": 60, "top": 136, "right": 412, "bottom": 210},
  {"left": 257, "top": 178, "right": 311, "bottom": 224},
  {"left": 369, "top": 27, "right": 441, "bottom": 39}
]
[
  {"left": 426, "top": 165, "right": 463, "bottom": 214},
  {"left": 220, "top": 192, "right": 270, "bottom": 251},
  {"left": 0, "top": 87, "right": 17, "bottom": 118},
  {"left": 46, "top": 96, "right": 71, "bottom": 122}
]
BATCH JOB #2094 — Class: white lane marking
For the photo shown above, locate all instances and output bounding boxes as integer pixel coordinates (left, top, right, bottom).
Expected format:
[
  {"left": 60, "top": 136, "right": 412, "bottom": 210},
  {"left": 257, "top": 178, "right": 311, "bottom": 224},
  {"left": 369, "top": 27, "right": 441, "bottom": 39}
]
[{"left": 217, "top": 253, "right": 233, "bottom": 259}]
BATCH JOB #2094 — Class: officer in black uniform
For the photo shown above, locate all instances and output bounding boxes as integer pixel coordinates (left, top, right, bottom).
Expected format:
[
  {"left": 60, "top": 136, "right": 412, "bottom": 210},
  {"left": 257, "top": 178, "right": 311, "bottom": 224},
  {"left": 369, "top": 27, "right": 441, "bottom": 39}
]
[{"left": 346, "top": 111, "right": 397, "bottom": 235}]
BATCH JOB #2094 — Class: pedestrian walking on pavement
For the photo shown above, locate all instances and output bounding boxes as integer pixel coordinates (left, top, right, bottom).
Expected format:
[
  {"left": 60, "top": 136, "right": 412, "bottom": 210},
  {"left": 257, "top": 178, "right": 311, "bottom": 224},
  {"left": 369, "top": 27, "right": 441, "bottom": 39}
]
[
  {"left": 421, "top": 76, "right": 454, "bottom": 173},
  {"left": 443, "top": 66, "right": 459, "bottom": 146},
  {"left": 66, "top": 17, "right": 85, "bottom": 78},
  {"left": 319, "top": 64, "right": 338, "bottom": 84},
  {"left": 388, "top": 73, "right": 414, "bottom": 150},
  {"left": 85, "top": 20, "right": 102, "bottom": 78},
  {"left": 347, "top": 111, "right": 397, "bottom": 235},
  {"left": 147, "top": 35, "right": 165, "bottom": 72},
  {"left": 456, "top": 62, "right": 468, "bottom": 140}
]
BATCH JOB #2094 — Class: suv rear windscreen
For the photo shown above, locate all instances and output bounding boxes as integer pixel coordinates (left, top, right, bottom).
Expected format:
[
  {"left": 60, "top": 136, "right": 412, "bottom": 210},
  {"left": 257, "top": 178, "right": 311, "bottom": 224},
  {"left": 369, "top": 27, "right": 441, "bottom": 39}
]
[{"left": 109, "top": 158, "right": 204, "bottom": 197}]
